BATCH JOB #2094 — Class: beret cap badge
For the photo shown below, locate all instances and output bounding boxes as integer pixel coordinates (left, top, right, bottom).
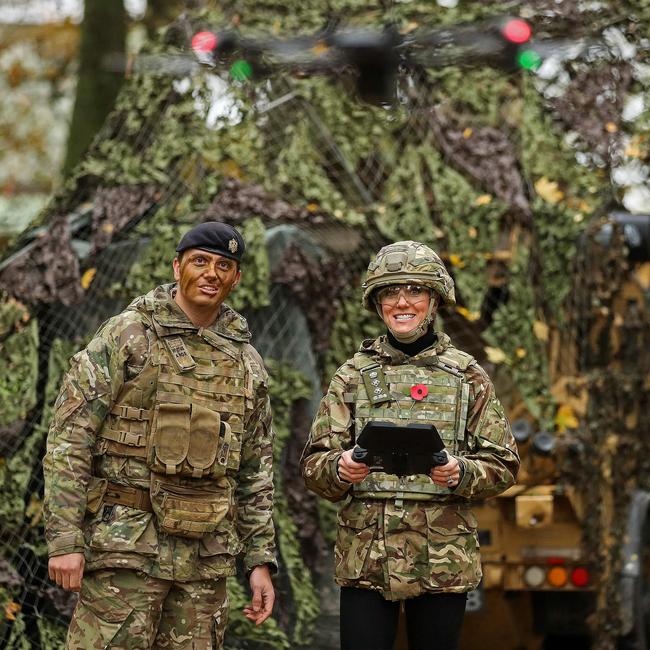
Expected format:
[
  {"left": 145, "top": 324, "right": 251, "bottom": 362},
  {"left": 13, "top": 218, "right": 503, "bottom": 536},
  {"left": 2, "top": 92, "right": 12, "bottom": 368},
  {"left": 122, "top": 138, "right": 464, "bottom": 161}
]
[{"left": 175, "top": 221, "right": 245, "bottom": 263}]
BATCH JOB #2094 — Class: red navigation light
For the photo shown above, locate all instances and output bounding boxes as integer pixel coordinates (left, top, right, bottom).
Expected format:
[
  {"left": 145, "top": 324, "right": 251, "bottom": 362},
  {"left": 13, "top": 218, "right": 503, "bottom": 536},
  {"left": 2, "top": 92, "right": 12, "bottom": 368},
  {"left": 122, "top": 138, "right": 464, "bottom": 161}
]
[
  {"left": 192, "top": 31, "right": 218, "bottom": 53},
  {"left": 570, "top": 567, "right": 591, "bottom": 588},
  {"left": 502, "top": 19, "right": 532, "bottom": 44}
]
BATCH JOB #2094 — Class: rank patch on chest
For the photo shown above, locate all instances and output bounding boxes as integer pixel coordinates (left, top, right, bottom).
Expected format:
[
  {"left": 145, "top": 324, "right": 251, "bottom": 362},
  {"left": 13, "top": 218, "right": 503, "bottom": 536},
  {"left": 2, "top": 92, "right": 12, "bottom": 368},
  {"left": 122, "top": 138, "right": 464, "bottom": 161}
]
[
  {"left": 164, "top": 336, "right": 197, "bottom": 372},
  {"left": 361, "top": 365, "right": 391, "bottom": 405}
]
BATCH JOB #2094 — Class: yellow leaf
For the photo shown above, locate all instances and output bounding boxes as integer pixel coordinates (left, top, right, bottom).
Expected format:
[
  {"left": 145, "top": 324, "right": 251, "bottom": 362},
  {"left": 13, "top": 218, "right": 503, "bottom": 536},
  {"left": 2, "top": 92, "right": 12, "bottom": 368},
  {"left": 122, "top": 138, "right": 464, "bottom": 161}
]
[
  {"left": 220, "top": 159, "right": 243, "bottom": 179},
  {"left": 456, "top": 306, "right": 481, "bottom": 321},
  {"left": 605, "top": 121, "right": 617, "bottom": 133},
  {"left": 515, "top": 347, "right": 527, "bottom": 359},
  {"left": 485, "top": 346, "right": 507, "bottom": 364},
  {"left": 463, "top": 127, "right": 473, "bottom": 139},
  {"left": 101, "top": 223, "right": 114, "bottom": 234},
  {"left": 80, "top": 268, "right": 96, "bottom": 290},
  {"left": 312, "top": 40, "right": 329, "bottom": 57},
  {"left": 25, "top": 493, "right": 42, "bottom": 527},
  {"left": 550, "top": 376, "right": 588, "bottom": 416},
  {"left": 634, "top": 263, "right": 650, "bottom": 290},
  {"left": 467, "top": 226, "right": 478, "bottom": 238},
  {"left": 402, "top": 21, "right": 419, "bottom": 33},
  {"left": 5, "top": 600, "right": 20, "bottom": 621},
  {"left": 307, "top": 202, "right": 319, "bottom": 213},
  {"left": 448, "top": 254, "right": 465, "bottom": 268},
  {"left": 533, "top": 320, "right": 549, "bottom": 342},
  {"left": 625, "top": 141, "right": 642, "bottom": 158},
  {"left": 474, "top": 194, "right": 492, "bottom": 206},
  {"left": 555, "top": 404, "right": 579, "bottom": 433},
  {"left": 535, "top": 177, "right": 564, "bottom": 205}
]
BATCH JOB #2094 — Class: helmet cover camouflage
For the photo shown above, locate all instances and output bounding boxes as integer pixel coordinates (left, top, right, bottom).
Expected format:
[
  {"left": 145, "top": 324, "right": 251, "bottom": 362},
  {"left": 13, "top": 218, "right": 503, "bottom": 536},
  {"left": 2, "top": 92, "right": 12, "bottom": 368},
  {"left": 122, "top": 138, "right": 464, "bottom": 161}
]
[{"left": 362, "top": 241, "right": 456, "bottom": 311}]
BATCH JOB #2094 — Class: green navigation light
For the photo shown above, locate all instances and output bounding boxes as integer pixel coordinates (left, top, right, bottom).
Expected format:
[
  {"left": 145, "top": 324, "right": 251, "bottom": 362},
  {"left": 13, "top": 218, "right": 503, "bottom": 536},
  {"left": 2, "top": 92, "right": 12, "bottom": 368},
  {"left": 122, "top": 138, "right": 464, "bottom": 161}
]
[
  {"left": 517, "top": 49, "right": 542, "bottom": 71},
  {"left": 230, "top": 60, "right": 253, "bottom": 81}
]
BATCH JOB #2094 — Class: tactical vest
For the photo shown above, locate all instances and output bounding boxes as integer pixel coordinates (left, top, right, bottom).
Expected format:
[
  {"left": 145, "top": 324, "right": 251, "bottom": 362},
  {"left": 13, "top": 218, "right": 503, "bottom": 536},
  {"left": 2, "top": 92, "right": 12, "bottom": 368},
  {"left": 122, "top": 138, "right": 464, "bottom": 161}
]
[
  {"left": 347, "top": 348, "right": 473, "bottom": 501},
  {"left": 95, "top": 304, "right": 255, "bottom": 538}
]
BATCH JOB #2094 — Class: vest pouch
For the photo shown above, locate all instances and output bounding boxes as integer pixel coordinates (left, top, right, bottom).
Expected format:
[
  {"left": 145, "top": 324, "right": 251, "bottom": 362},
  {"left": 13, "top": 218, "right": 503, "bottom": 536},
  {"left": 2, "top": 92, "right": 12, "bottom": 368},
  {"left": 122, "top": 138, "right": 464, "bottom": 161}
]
[
  {"left": 187, "top": 404, "right": 228, "bottom": 479},
  {"left": 149, "top": 403, "right": 191, "bottom": 475},
  {"left": 149, "top": 403, "right": 229, "bottom": 478},
  {"left": 150, "top": 475, "right": 231, "bottom": 539}
]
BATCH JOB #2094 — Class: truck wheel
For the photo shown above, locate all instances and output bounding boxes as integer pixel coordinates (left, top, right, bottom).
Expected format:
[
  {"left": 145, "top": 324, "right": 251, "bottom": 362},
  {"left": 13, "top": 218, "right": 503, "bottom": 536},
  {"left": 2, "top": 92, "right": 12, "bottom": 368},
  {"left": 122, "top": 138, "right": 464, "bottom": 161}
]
[
  {"left": 618, "top": 575, "right": 650, "bottom": 650},
  {"left": 619, "top": 509, "right": 650, "bottom": 650}
]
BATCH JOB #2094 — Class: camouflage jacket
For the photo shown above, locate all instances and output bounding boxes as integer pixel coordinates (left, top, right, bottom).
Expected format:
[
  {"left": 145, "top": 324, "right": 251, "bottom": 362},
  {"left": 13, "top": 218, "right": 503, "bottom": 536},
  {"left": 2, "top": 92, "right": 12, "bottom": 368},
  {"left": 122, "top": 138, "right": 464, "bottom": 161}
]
[
  {"left": 43, "top": 284, "right": 277, "bottom": 581},
  {"left": 301, "top": 333, "right": 519, "bottom": 600}
]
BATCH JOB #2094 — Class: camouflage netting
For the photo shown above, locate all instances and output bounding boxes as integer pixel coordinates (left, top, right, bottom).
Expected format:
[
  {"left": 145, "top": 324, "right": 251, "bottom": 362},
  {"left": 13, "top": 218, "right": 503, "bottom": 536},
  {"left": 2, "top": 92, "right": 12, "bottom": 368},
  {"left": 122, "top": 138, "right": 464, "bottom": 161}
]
[{"left": 0, "top": 0, "right": 649, "bottom": 647}]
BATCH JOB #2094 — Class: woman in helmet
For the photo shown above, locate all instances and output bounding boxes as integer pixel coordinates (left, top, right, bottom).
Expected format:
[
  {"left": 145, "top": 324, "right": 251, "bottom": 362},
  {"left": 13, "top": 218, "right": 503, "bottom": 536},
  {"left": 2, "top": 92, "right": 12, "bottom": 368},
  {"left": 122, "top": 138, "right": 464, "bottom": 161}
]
[{"left": 301, "top": 241, "right": 520, "bottom": 650}]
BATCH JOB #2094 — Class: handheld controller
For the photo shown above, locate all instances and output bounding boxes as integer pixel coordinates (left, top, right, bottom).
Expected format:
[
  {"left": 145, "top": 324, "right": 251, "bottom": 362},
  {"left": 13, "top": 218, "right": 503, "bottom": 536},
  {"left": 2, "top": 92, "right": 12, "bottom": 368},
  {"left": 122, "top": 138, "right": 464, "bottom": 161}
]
[{"left": 351, "top": 446, "right": 368, "bottom": 463}]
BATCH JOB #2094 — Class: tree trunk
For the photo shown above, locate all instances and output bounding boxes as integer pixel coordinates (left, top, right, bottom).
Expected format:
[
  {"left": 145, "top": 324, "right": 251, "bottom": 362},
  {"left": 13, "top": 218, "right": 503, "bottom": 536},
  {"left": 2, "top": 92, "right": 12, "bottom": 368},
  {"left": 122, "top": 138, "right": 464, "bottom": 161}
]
[{"left": 63, "top": 0, "right": 127, "bottom": 176}]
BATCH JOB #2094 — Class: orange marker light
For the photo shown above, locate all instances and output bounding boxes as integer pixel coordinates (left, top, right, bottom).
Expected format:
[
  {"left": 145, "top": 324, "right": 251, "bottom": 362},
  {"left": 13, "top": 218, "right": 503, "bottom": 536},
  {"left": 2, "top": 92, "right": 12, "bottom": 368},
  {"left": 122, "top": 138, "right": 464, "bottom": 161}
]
[
  {"left": 502, "top": 19, "right": 532, "bottom": 44},
  {"left": 547, "top": 565, "right": 568, "bottom": 588}
]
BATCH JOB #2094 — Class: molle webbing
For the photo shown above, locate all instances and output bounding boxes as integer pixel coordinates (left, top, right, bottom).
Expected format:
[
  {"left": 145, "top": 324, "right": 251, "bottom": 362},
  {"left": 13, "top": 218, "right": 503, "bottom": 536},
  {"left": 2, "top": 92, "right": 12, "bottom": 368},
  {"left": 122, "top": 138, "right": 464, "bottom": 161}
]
[
  {"left": 350, "top": 349, "right": 473, "bottom": 500},
  {"left": 353, "top": 476, "right": 450, "bottom": 499},
  {"left": 98, "top": 330, "right": 246, "bottom": 465},
  {"left": 152, "top": 335, "right": 245, "bottom": 475},
  {"left": 100, "top": 405, "right": 151, "bottom": 458}
]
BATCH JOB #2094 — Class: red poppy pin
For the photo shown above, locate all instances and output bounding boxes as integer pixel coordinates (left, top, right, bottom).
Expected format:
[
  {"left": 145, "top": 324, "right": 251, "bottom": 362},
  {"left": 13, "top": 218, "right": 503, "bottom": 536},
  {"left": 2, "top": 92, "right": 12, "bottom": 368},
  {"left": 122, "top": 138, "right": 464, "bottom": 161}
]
[{"left": 411, "top": 384, "right": 428, "bottom": 400}]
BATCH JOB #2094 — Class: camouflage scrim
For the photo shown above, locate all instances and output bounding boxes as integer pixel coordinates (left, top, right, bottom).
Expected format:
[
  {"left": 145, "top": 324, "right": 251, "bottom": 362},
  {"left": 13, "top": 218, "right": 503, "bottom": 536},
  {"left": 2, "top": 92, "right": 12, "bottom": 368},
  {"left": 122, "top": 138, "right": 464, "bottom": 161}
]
[
  {"left": 362, "top": 240, "right": 456, "bottom": 310},
  {"left": 43, "top": 284, "right": 277, "bottom": 582},
  {"left": 301, "top": 333, "right": 519, "bottom": 601}
]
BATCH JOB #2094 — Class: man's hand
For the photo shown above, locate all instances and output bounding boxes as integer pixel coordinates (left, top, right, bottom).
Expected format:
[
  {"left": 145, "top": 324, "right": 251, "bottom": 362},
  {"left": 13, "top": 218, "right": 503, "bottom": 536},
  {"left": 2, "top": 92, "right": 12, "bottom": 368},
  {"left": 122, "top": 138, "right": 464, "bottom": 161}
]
[
  {"left": 243, "top": 565, "right": 275, "bottom": 625},
  {"left": 337, "top": 449, "right": 370, "bottom": 483},
  {"left": 48, "top": 552, "right": 85, "bottom": 592},
  {"left": 430, "top": 452, "right": 461, "bottom": 489}
]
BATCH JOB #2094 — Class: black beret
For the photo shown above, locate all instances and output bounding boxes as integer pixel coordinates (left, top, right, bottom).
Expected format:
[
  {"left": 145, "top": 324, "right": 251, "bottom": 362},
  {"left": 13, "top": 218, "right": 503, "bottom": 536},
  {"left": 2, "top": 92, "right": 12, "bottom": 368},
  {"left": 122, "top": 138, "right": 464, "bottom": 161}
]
[{"left": 176, "top": 222, "right": 245, "bottom": 263}]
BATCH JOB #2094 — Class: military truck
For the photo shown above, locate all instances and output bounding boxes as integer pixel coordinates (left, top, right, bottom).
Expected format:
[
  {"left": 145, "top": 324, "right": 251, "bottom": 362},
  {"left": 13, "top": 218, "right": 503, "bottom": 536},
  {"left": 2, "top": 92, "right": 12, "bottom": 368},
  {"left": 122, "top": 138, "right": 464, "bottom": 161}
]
[{"left": 458, "top": 212, "right": 650, "bottom": 649}]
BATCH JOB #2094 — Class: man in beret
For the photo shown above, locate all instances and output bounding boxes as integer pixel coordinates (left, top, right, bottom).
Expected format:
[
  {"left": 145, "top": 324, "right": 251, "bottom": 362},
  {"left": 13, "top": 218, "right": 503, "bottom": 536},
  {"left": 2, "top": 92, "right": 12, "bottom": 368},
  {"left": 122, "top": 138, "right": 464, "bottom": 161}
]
[{"left": 43, "top": 221, "right": 277, "bottom": 649}]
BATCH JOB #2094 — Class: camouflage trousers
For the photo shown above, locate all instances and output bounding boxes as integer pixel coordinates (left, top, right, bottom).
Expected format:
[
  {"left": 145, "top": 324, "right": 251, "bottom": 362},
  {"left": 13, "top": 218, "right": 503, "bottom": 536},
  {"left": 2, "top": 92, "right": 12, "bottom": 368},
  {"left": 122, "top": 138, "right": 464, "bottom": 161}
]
[{"left": 66, "top": 569, "right": 228, "bottom": 649}]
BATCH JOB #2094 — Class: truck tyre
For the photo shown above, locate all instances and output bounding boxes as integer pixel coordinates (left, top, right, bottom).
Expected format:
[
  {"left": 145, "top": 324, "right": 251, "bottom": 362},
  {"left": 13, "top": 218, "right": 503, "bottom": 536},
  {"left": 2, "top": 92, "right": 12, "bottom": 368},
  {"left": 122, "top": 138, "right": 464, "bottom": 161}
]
[{"left": 619, "top": 491, "right": 650, "bottom": 650}]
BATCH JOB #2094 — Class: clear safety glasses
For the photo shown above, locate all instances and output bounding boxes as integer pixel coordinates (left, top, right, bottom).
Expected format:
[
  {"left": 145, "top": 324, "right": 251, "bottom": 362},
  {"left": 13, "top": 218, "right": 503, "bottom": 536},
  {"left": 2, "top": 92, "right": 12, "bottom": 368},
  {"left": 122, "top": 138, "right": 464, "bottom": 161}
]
[{"left": 375, "top": 284, "right": 431, "bottom": 306}]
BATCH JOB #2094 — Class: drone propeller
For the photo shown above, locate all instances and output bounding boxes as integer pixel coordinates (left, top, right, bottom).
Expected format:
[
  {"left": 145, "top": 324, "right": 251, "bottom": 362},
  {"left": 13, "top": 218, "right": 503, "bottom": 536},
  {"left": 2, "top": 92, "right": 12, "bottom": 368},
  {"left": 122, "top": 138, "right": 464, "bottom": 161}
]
[
  {"left": 188, "top": 16, "right": 540, "bottom": 104},
  {"left": 104, "top": 16, "right": 545, "bottom": 104}
]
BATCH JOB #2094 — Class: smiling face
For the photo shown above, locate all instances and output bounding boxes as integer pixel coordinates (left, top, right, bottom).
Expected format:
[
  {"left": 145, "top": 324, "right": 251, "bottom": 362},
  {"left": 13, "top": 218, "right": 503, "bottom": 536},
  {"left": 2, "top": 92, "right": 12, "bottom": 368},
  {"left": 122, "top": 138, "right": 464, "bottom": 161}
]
[
  {"left": 377, "top": 285, "right": 436, "bottom": 336},
  {"left": 172, "top": 248, "right": 240, "bottom": 324}
]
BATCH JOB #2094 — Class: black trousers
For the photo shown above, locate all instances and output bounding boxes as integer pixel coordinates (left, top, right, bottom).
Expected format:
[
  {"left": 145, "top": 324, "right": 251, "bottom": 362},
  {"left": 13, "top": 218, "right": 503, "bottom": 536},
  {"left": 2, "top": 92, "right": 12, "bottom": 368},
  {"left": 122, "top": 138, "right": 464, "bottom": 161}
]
[{"left": 340, "top": 587, "right": 467, "bottom": 650}]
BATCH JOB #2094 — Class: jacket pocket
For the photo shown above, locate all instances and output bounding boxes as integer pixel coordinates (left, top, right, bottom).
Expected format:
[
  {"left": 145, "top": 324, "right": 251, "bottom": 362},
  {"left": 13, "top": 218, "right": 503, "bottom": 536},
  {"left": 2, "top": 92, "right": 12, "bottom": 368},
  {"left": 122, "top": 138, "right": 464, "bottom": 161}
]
[
  {"left": 423, "top": 507, "right": 481, "bottom": 589},
  {"left": 199, "top": 519, "right": 242, "bottom": 558},
  {"left": 86, "top": 507, "right": 157, "bottom": 555},
  {"left": 334, "top": 502, "right": 379, "bottom": 580},
  {"left": 70, "top": 570, "right": 138, "bottom": 649}
]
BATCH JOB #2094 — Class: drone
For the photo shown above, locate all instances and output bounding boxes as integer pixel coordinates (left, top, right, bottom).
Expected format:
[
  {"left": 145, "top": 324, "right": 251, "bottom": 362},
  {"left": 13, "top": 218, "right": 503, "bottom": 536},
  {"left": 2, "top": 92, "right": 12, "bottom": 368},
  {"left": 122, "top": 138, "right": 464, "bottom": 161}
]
[{"left": 124, "top": 16, "right": 541, "bottom": 105}]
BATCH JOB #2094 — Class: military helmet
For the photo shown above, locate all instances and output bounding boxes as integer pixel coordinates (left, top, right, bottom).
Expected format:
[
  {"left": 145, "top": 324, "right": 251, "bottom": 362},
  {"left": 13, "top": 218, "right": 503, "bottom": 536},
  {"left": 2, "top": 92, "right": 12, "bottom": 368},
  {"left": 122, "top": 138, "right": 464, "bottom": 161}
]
[{"left": 361, "top": 241, "right": 456, "bottom": 311}]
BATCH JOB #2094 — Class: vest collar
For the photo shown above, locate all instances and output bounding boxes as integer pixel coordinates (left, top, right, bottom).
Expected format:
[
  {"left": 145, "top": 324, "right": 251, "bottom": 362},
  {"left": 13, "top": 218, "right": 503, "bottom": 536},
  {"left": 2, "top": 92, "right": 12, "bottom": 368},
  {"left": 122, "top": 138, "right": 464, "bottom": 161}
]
[
  {"left": 133, "top": 284, "right": 251, "bottom": 343},
  {"left": 359, "top": 331, "right": 453, "bottom": 364}
]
